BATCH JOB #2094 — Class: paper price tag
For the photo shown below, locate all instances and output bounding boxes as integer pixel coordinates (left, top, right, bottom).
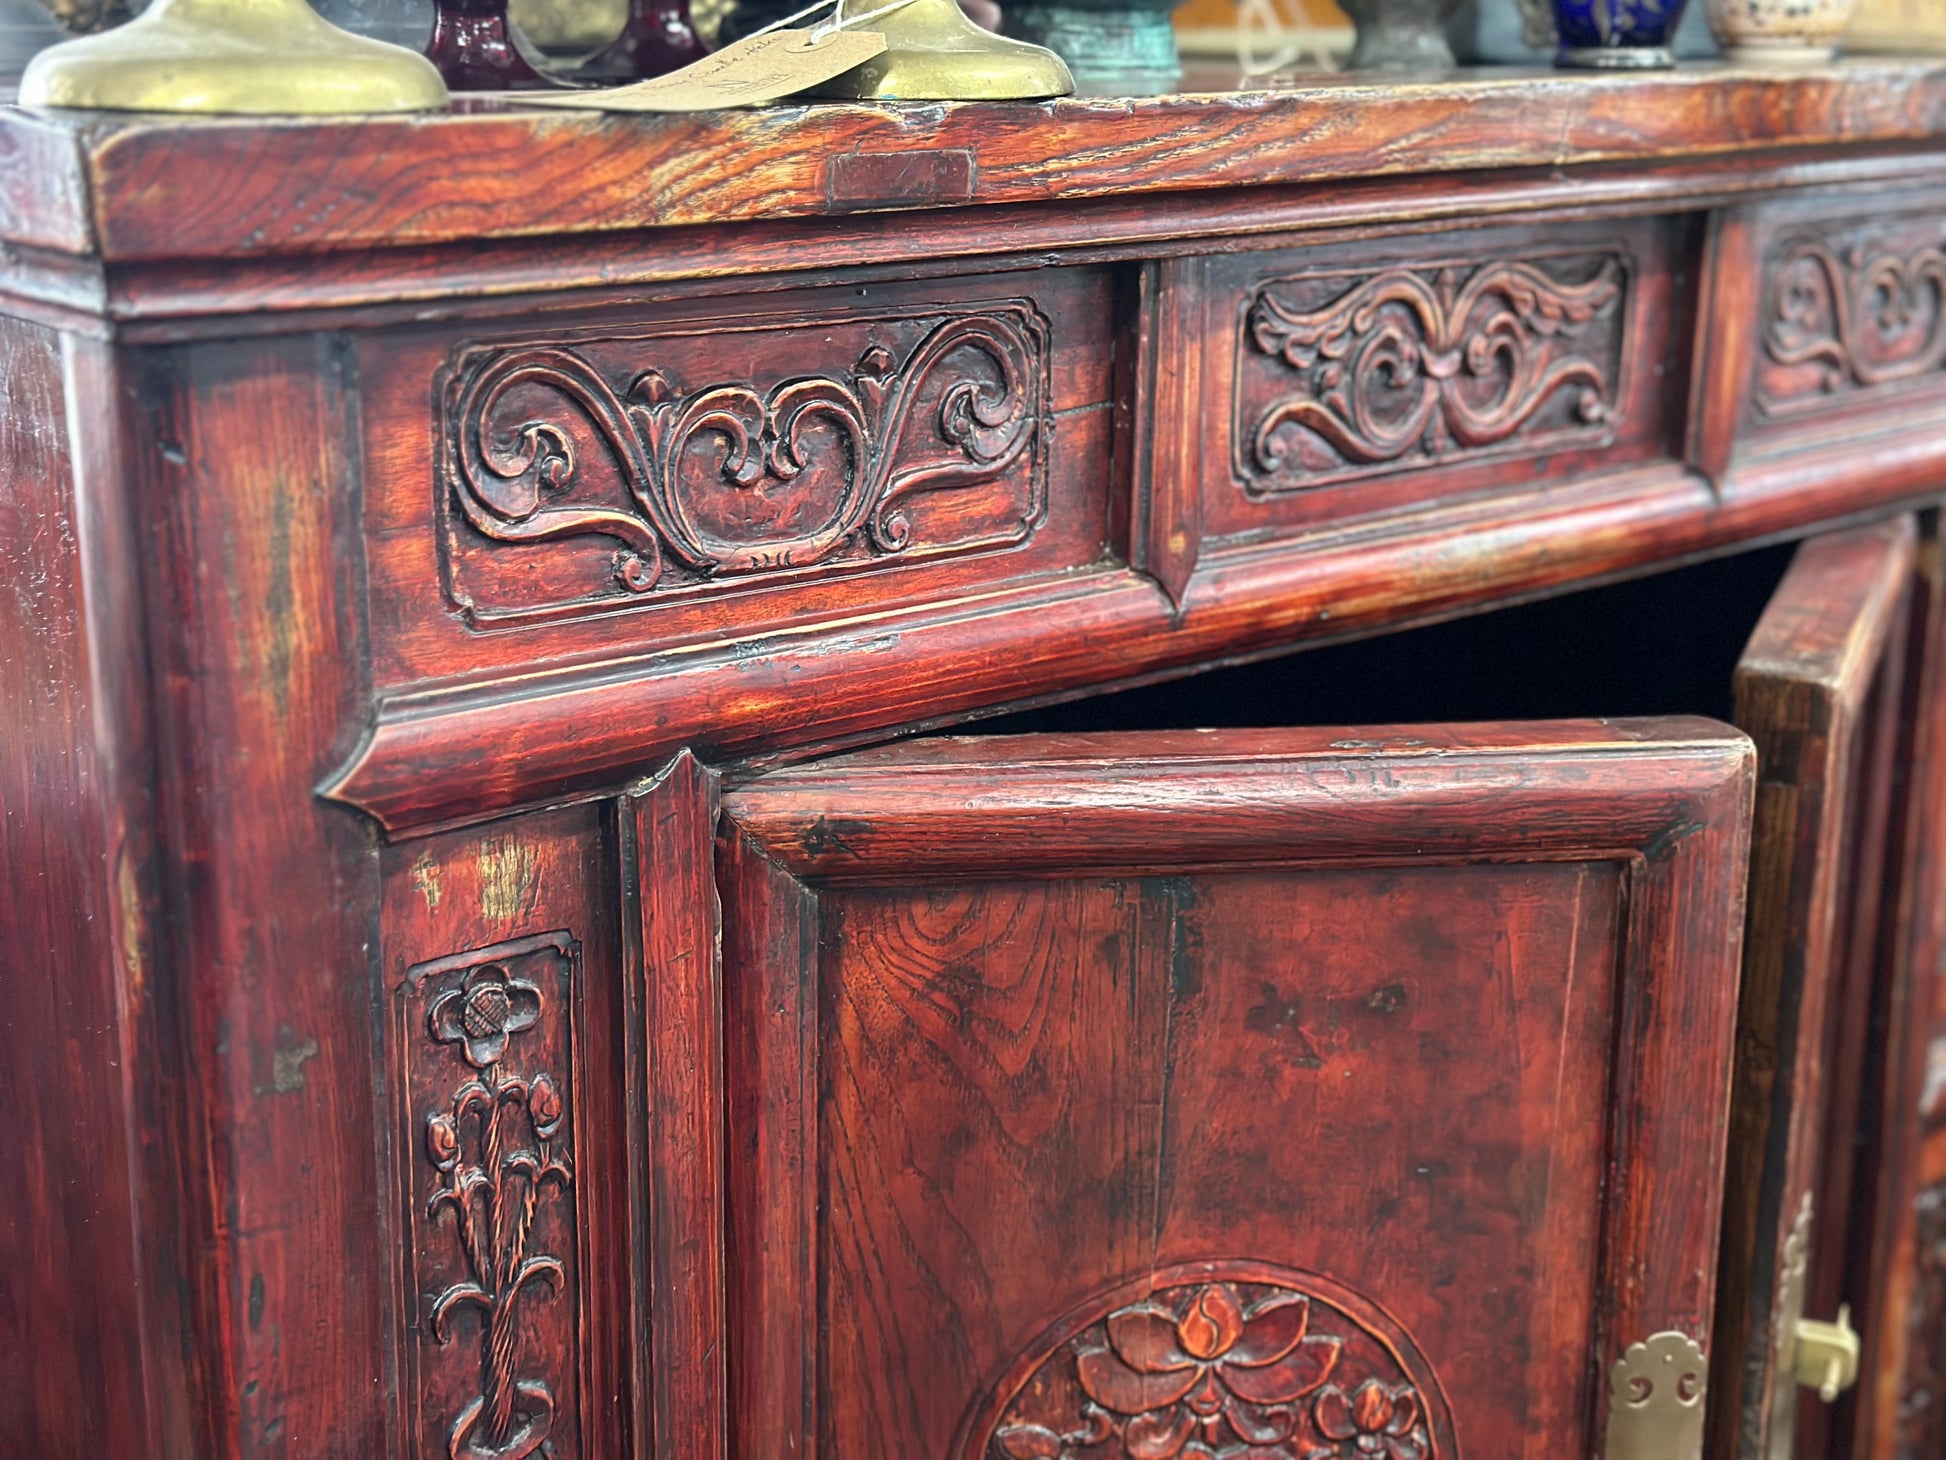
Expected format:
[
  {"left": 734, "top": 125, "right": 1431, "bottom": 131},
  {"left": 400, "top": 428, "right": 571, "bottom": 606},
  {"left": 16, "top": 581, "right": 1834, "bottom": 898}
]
[{"left": 518, "top": 27, "right": 886, "bottom": 111}]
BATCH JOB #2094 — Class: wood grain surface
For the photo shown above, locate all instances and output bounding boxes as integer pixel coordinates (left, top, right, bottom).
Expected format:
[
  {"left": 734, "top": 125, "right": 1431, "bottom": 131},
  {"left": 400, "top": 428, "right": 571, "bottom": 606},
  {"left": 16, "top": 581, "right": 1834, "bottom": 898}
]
[
  {"left": 2, "top": 63, "right": 1946, "bottom": 266},
  {"left": 0, "top": 314, "right": 191, "bottom": 1458},
  {"left": 719, "top": 719, "right": 1754, "bottom": 1460},
  {"left": 1710, "top": 516, "right": 1916, "bottom": 1460},
  {"left": 620, "top": 754, "right": 728, "bottom": 1460},
  {"left": 133, "top": 335, "right": 389, "bottom": 1459}
]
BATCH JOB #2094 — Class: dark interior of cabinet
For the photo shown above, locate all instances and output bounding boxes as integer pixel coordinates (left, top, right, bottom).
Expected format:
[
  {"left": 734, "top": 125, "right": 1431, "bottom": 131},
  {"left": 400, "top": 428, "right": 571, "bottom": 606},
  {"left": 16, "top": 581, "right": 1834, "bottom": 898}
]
[{"left": 984, "top": 541, "right": 1799, "bottom": 733}]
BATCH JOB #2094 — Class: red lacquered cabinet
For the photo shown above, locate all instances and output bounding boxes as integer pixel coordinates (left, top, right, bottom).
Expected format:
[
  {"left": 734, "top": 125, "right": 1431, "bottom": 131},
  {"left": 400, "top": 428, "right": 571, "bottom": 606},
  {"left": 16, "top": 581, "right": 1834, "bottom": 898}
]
[{"left": 8, "top": 62, "right": 1946, "bottom": 1460}]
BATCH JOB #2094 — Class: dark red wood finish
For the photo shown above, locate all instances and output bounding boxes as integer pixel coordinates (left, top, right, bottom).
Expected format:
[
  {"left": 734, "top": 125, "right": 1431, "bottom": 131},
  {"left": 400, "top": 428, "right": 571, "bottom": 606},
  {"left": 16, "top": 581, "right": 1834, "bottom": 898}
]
[
  {"left": 3, "top": 65, "right": 1944, "bottom": 264},
  {"left": 620, "top": 753, "right": 728, "bottom": 1460},
  {"left": 8, "top": 63, "right": 1946, "bottom": 1460},
  {"left": 0, "top": 316, "right": 189, "bottom": 1459},
  {"left": 717, "top": 722, "right": 1755, "bottom": 1460},
  {"left": 1838, "top": 514, "right": 1946, "bottom": 1460},
  {"left": 1710, "top": 515, "right": 1918, "bottom": 1460},
  {"left": 377, "top": 803, "right": 630, "bottom": 1460}
]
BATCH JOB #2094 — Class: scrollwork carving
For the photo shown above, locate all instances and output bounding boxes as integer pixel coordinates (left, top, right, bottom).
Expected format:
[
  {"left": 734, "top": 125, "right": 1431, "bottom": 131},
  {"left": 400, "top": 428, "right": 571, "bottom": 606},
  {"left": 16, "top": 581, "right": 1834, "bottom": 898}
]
[
  {"left": 1237, "top": 254, "right": 1625, "bottom": 492},
  {"left": 962, "top": 1262, "right": 1453, "bottom": 1460},
  {"left": 1761, "top": 236, "right": 1946, "bottom": 409},
  {"left": 443, "top": 304, "right": 1050, "bottom": 604}
]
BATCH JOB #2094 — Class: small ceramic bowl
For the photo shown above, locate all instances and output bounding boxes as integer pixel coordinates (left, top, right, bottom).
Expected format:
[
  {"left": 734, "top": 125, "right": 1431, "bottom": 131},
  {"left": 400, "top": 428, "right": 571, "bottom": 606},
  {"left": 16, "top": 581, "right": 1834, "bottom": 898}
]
[{"left": 1704, "top": 0, "right": 1856, "bottom": 64}]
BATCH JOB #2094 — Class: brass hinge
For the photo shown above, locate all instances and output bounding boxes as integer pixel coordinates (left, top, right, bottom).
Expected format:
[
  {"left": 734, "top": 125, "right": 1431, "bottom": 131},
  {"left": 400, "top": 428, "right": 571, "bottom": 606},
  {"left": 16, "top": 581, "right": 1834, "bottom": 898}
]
[
  {"left": 1605, "top": 1332, "right": 1708, "bottom": 1460},
  {"left": 1794, "top": 1306, "right": 1861, "bottom": 1403}
]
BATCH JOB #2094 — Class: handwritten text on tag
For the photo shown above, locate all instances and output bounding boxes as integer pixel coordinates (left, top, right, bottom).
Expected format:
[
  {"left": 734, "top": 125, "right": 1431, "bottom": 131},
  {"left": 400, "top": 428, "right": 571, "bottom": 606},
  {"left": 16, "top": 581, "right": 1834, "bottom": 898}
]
[{"left": 517, "top": 28, "right": 885, "bottom": 111}]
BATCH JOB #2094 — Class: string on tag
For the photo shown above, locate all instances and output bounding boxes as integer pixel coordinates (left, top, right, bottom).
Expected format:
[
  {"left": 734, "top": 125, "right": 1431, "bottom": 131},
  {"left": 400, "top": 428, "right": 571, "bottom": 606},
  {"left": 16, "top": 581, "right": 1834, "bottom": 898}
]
[
  {"left": 810, "top": 0, "right": 919, "bottom": 39},
  {"left": 742, "top": 0, "right": 918, "bottom": 41}
]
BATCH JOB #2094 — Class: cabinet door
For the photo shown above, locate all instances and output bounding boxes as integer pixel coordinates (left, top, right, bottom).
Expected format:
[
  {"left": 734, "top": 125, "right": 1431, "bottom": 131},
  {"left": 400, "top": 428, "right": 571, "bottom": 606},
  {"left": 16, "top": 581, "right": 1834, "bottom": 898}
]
[
  {"left": 1710, "top": 516, "right": 1919, "bottom": 1460},
  {"left": 715, "top": 720, "right": 1755, "bottom": 1460}
]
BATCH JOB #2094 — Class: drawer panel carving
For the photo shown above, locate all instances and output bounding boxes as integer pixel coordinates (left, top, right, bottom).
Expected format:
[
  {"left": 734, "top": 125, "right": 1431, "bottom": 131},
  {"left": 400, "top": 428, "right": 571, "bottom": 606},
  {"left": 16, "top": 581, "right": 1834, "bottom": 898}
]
[
  {"left": 1237, "top": 252, "right": 1627, "bottom": 494},
  {"left": 439, "top": 300, "right": 1051, "bottom": 623},
  {"left": 1175, "top": 216, "right": 1691, "bottom": 558},
  {"left": 360, "top": 268, "right": 1113, "bottom": 698},
  {"left": 1757, "top": 213, "right": 1946, "bottom": 416}
]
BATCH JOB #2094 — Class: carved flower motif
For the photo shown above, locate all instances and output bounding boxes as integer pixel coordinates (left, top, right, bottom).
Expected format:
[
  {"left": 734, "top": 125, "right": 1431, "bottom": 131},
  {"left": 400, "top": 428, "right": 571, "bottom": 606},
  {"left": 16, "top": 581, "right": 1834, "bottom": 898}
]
[
  {"left": 529, "top": 1073, "right": 564, "bottom": 1138},
  {"left": 1072, "top": 1282, "right": 1341, "bottom": 1458},
  {"left": 1309, "top": 1381, "right": 1428, "bottom": 1460},
  {"left": 428, "top": 963, "right": 542, "bottom": 1069},
  {"left": 426, "top": 1112, "right": 461, "bottom": 1171}
]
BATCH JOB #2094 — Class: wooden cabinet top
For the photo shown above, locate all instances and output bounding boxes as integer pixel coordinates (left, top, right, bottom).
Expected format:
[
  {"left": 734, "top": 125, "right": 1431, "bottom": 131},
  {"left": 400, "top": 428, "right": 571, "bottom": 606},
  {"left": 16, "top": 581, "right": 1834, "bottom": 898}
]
[{"left": 6, "top": 59, "right": 1946, "bottom": 265}]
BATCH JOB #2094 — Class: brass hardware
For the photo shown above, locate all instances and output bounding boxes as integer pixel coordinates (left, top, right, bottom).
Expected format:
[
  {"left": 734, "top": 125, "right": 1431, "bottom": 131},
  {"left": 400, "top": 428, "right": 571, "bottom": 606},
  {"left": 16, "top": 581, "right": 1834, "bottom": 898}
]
[
  {"left": 1794, "top": 1306, "right": 1861, "bottom": 1403},
  {"left": 19, "top": 0, "right": 448, "bottom": 114},
  {"left": 1774, "top": 1192, "right": 1859, "bottom": 1405},
  {"left": 809, "top": 0, "right": 1073, "bottom": 99},
  {"left": 1605, "top": 1332, "right": 1707, "bottom": 1460}
]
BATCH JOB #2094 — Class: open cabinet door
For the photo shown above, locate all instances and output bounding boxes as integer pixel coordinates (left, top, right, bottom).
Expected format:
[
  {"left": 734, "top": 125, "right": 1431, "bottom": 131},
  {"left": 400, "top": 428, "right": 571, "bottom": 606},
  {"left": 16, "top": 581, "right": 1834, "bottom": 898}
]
[
  {"left": 1710, "top": 515, "right": 1919, "bottom": 1460},
  {"left": 715, "top": 719, "right": 1755, "bottom": 1460}
]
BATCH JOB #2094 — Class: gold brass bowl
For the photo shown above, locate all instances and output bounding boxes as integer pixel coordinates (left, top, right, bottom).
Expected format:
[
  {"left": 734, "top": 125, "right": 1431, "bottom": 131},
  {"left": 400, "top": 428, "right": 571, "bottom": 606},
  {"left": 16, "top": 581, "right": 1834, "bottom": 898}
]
[{"left": 811, "top": 0, "right": 1072, "bottom": 98}]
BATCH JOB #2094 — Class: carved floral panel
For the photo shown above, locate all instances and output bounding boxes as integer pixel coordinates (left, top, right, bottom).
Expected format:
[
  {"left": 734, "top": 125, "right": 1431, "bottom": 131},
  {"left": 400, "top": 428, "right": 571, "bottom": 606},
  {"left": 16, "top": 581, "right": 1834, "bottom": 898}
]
[
  {"left": 1233, "top": 250, "right": 1629, "bottom": 493},
  {"left": 1757, "top": 213, "right": 1946, "bottom": 416},
  {"left": 438, "top": 302, "right": 1052, "bottom": 623},
  {"left": 400, "top": 932, "right": 579, "bottom": 1460},
  {"left": 961, "top": 1263, "right": 1455, "bottom": 1460}
]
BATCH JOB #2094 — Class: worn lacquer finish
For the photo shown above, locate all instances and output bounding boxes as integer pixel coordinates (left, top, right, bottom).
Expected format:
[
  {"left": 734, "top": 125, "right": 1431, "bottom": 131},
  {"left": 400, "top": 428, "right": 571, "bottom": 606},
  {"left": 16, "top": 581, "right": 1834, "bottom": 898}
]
[
  {"left": 718, "top": 722, "right": 1754, "bottom": 1460},
  {"left": 14, "top": 57, "right": 1946, "bottom": 1460},
  {"left": 1711, "top": 516, "right": 1918, "bottom": 1460}
]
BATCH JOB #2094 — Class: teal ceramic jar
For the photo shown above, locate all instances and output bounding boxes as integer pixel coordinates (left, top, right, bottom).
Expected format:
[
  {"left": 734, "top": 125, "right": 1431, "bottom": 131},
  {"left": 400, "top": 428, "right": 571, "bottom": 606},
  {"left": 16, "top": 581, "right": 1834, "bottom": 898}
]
[{"left": 1007, "top": 0, "right": 1184, "bottom": 90}]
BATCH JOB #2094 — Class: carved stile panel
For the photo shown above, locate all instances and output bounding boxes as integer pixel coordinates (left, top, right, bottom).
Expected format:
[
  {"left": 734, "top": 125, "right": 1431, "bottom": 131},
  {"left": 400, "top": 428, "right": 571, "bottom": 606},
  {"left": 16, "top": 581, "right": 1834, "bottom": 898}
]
[
  {"left": 438, "top": 302, "right": 1052, "bottom": 623},
  {"left": 401, "top": 933, "right": 580, "bottom": 1460},
  {"left": 1758, "top": 215, "right": 1946, "bottom": 415},
  {"left": 961, "top": 1264, "right": 1456, "bottom": 1460},
  {"left": 1234, "top": 251, "right": 1628, "bottom": 493}
]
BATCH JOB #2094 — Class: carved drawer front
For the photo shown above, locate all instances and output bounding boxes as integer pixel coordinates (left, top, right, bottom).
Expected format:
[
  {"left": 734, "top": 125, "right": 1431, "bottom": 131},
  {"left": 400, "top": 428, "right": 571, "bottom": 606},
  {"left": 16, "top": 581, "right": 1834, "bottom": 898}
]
[
  {"left": 358, "top": 268, "right": 1114, "bottom": 690},
  {"left": 717, "top": 723, "right": 1752, "bottom": 1460},
  {"left": 1749, "top": 194, "right": 1946, "bottom": 428},
  {"left": 1162, "top": 215, "right": 1693, "bottom": 548}
]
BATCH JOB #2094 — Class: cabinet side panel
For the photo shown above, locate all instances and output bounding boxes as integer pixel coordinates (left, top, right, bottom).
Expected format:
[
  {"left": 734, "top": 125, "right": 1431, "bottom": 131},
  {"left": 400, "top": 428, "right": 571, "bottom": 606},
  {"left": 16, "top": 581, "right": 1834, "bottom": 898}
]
[
  {"left": 137, "top": 335, "right": 388, "bottom": 1459},
  {"left": 0, "top": 316, "right": 162, "bottom": 1456}
]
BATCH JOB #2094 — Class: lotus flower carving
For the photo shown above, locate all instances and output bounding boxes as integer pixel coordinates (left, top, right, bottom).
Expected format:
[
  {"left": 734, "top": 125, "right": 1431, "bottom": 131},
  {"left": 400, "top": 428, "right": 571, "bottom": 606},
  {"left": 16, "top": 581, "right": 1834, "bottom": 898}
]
[
  {"left": 977, "top": 1267, "right": 1449, "bottom": 1460},
  {"left": 1308, "top": 1381, "right": 1430, "bottom": 1460}
]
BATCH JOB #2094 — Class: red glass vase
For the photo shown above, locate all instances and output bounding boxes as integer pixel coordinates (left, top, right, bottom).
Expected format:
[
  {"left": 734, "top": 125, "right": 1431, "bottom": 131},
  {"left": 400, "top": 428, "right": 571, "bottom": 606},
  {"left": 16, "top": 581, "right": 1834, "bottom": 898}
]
[
  {"left": 576, "top": 0, "right": 705, "bottom": 81},
  {"left": 425, "top": 0, "right": 561, "bottom": 88}
]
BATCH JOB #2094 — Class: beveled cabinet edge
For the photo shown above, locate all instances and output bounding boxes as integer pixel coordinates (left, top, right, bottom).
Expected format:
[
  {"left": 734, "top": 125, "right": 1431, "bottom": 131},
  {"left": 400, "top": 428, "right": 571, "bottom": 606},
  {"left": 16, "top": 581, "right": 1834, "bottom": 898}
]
[
  {"left": 322, "top": 440, "right": 1945, "bottom": 837},
  {"left": 617, "top": 754, "right": 729, "bottom": 1460},
  {"left": 8, "top": 65, "right": 1945, "bottom": 268},
  {"left": 715, "top": 716, "right": 1757, "bottom": 1460},
  {"left": 13, "top": 146, "right": 1945, "bottom": 329}
]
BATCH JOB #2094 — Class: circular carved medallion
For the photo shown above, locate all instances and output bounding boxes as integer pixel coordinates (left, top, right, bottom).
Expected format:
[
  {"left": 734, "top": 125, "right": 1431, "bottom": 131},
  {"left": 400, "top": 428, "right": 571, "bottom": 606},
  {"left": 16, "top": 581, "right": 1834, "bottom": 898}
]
[{"left": 959, "top": 1260, "right": 1456, "bottom": 1460}]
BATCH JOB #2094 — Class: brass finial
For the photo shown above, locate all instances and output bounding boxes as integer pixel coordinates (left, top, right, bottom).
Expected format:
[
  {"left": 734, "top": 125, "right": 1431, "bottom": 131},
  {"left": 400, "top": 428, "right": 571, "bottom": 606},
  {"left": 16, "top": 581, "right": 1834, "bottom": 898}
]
[{"left": 20, "top": 0, "right": 449, "bottom": 114}]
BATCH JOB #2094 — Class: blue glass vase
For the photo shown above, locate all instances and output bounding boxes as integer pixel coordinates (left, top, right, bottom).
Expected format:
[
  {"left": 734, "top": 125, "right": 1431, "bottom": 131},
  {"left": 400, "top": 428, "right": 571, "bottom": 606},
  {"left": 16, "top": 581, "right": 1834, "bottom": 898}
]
[{"left": 1551, "top": 0, "right": 1686, "bottom": 65}]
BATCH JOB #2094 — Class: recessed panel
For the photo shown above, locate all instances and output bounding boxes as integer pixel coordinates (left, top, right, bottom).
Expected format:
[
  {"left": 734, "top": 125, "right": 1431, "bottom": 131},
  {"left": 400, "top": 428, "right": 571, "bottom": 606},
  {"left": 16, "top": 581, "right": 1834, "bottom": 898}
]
[
  {"left": 817, "top": 862, "right": 1620, "bottom": 1460},
  {"left": 1180, "top": 215, "right": 1693, "bottom": 547}
]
